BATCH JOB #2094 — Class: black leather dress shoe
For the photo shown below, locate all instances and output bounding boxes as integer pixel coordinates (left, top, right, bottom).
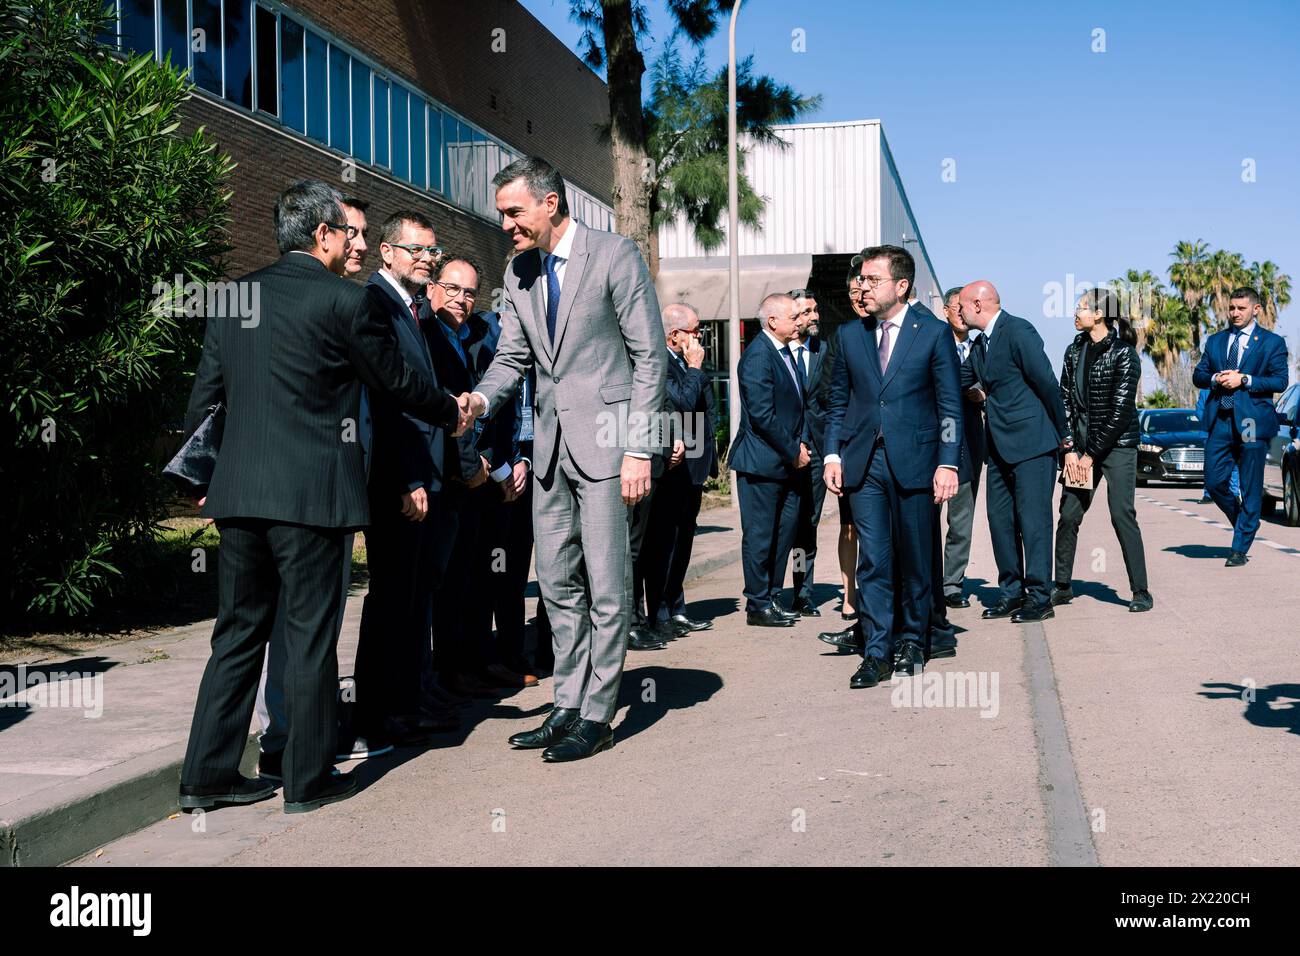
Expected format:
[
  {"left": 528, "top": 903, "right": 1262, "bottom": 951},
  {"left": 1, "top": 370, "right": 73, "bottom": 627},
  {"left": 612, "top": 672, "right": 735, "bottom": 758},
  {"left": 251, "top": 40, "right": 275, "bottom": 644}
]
[
  {"left": 541, "top": 719, "right": 613, "bottom": 762},
  {"left": 1225, "top": 551, "right": 1249, "bottom": 567},
  {"left": 771, "top": 603, "right": 800, "bottom": 620},
  {"left": 179, "top": 775, "right": 276, "bottom": 811},
  {"left": 257, "top": 750, "right": 283, "bottom": 784},
  {"left": 893, "top": 640, "right": 924, "bottom": 676},
  {"left": 1011, "top": 602, "right": 1055, "bottom": 623},
  {"left": 850, "top": 656, "right": 894, "bottom": 689},
  {"left": 284, "top": 773, "right": 358, "bottom": 814},
  {"left": 1129, "top": 589, "right": 1154, "bottom": 613},
  {"left": 792, "top": 598, "right": 821, "bottom": 617},
  {"left": 628, "top": 627, "right": 668, "bottom": 650},
  {"left": 670, "top": 614, "right": 713, "bottom": 632},
  {"left": 818, "top": 626, "right": 863, "bottom": 652},
  {"left": 1049, "top": 585, "right": 1074, "bottom": 606},
  {"left": 944, "top": 594, "right": 970, "bottom": 609},
  {"left": 508, "top": 707, "right": 580, "bottom": 749},
  {"left": 982, "top": 597, "right": 1024, "bottom": 619},
  {"left": 656, "top": 620, "right": 687, "bottom": 640},
  {"left": 747, "top": 606, "right": 795, "bottom": 627}
]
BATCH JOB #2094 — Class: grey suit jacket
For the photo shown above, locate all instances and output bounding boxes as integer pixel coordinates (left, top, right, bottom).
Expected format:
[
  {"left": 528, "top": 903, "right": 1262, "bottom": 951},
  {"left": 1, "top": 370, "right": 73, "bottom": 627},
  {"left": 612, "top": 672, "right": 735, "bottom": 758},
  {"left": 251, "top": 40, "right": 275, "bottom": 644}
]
[{"left": 475, "top": 221, "right": 666, "bottom": 483}]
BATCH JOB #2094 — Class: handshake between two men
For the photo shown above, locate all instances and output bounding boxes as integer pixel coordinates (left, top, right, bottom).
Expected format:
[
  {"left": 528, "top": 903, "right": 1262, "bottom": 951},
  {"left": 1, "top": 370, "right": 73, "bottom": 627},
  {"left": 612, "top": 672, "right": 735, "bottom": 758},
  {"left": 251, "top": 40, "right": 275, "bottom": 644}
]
[{"left": 454, "top": 391, "right": 653, "bottom": 507}]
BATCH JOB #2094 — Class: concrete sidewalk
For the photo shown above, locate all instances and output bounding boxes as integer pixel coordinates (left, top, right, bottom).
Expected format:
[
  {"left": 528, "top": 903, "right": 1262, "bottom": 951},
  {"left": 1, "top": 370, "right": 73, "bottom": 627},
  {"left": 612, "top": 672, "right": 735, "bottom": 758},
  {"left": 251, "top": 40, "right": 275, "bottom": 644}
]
[{"left": 0, "top": 502, "right": 742, "bottom": 866}]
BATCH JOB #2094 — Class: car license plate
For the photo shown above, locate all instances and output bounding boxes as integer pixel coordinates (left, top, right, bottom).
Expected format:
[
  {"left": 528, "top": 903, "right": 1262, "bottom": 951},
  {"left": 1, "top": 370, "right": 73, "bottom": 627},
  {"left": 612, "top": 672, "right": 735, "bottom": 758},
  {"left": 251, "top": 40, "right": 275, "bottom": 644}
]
[{"left": 1180, "top": 461, "right": 1203, "bottom": 472}]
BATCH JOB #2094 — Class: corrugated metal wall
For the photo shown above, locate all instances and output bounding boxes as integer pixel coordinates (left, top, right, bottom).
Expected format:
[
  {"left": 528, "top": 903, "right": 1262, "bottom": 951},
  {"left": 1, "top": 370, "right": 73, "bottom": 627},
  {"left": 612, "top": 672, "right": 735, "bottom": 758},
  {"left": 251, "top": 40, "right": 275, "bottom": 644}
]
[{"left": 657, "top": 119, "right": 941, "bottom": 310}]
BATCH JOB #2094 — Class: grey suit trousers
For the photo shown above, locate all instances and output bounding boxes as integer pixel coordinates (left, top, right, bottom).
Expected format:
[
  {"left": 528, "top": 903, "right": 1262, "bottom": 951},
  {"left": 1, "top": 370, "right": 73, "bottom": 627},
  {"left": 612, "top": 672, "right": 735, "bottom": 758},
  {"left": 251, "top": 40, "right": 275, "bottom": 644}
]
[
  {"left": 535, "top": 434, "right": 633, "bottom": 724},
  {"left": 941, "top": 482, "right": 978, "bottom": 597}
]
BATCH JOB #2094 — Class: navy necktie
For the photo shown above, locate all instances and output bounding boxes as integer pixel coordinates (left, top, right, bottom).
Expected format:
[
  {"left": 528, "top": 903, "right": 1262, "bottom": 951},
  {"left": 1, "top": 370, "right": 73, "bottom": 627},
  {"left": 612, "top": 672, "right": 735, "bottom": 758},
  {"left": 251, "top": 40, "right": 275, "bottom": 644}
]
[
  {"left": 781, "top": 345, "right": 803, "bottom": 396},
  {"left": 544, "top": 253, "right": 561, "bottom": 344},
  {"left": 1220, "top": 331, "right": 1241, "bottom": 409}
]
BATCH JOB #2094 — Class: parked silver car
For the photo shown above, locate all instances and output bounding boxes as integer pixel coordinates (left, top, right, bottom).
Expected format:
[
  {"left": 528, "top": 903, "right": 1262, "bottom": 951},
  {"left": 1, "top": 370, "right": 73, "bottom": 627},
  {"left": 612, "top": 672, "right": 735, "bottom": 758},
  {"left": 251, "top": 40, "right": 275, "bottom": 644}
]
[{"left": 1263, "top": 383, "right": 1300, "bottom": 525}]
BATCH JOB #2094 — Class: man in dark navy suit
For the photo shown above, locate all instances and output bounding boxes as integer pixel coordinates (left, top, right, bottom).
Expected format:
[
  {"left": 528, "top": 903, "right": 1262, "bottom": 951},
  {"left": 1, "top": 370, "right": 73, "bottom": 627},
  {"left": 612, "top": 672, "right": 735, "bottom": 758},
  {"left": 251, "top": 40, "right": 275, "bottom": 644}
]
[
  {"left": 789, "top": 290, "right": 828, "bottom": 617},
  {"left": 352, "top": 210, "right": 457, "bottom": 750},
  {"left": 940, "top": 286, "right": 987, "bottom": 608},
  {"left": 1193, "top": 287, "right": 1290, "bottom": 566},
  {"left": 823, "top": 246, "right": 962, "bottom": 688},
  {"left": 958, "top": 281, "right": 1071, "bottom": 623},
  {"left": 644, "top": 303, "right": 719, "bottom": 635},
  {"left": 730, "top": 293, "right": 809, "bottom": 627}
]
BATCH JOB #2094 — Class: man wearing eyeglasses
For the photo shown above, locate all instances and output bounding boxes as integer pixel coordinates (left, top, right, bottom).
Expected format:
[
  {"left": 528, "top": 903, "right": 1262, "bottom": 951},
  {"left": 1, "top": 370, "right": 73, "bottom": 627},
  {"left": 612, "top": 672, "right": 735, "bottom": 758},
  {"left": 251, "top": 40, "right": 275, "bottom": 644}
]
[
  {"left": 350, "top": 209, "right": 459, "bottom": 755},
  {"left": 823, "top": 246, "right": 963, "bottom": 689}
]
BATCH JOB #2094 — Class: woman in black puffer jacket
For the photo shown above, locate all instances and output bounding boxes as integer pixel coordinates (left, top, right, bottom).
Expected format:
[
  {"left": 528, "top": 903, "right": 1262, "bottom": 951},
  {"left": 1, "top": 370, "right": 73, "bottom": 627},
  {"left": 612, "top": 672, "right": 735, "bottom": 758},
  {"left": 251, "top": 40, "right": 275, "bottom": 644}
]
[{"left": 1051, "top": 288, "right": 1152, "bottom": 613}]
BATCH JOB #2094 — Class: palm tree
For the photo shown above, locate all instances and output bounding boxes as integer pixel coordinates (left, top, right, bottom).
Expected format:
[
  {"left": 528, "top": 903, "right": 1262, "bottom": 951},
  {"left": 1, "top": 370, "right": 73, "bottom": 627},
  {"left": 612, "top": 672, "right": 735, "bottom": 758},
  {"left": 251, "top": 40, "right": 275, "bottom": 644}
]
[
  {"left": 1205, "top": 249, "right": 1247, "bottom": 328},
  {"left": 1169, "top": 239, "right": 1210, "bottom": 352},
  {"left": 1249, "top": 260, "right": 1293, "bottom": 329},
  {"left": 1145, "top": 297, "right": 1194, "bottom": 386}
]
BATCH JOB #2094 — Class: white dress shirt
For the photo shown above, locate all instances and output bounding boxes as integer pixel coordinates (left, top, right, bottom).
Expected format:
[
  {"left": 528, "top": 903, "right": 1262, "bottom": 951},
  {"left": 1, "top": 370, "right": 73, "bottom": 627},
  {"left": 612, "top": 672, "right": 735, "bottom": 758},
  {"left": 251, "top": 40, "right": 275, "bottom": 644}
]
[
  {"left": 540, "top": 218, "right": 576, "bottom": 313},
  {"left": 1225, "top": 320, "right": 1256, "bottom": 388},
  {"left": 981, "top": 309, "right": 1003, "bottom": 347},
  {"left": 763, "top": 328, "right": 802, "bottom": 391}
]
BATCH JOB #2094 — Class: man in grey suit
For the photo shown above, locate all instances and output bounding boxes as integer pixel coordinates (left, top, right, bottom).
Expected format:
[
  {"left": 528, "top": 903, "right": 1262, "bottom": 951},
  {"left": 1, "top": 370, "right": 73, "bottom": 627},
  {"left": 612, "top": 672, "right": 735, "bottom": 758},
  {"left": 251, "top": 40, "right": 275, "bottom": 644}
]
[{"left": 465, "top": 156, "right": 666, "bottom": 763}]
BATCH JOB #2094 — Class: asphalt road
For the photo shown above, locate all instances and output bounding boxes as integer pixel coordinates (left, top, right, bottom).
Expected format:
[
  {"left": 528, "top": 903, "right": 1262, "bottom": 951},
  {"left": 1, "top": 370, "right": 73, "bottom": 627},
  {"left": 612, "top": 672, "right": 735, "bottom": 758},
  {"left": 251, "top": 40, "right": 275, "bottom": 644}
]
[{"left": 74, "top": 482, "right": 1300, "bottom": 866}]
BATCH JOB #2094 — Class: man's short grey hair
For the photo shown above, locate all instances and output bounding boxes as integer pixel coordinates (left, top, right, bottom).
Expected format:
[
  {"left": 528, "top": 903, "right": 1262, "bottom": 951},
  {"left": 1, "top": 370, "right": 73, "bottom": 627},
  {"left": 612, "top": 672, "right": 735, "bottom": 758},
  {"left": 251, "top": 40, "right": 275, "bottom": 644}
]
[
  {"left": 944, "top": 286, "right": 962, "bottom": 304},
  {"left": 662, "top": 302, "right": 699, "bottom": 336},
  {"left": 759, "top": 292, "right": 795, "bottom": 328},
  {"left": 274, "top": 180, "right": 344, "bottom": 255},
  {"left": 492, "top": 155, "right": 569, "bottom": 217}
]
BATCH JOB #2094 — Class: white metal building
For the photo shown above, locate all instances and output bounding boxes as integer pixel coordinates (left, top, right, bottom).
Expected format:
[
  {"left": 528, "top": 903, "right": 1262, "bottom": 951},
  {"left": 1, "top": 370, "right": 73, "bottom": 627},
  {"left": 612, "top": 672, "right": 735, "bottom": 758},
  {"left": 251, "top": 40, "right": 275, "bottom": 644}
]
[{"left": 655, "top": 119, "right": 943, "bottom": 325}]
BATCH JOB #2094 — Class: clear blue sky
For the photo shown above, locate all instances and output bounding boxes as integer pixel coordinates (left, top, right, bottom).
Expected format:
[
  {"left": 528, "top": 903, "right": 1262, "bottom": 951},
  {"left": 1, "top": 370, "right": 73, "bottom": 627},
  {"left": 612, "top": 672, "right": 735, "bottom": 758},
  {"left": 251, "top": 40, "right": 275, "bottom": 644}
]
[{"left": 521, "top": 0, "right": 1300, "bottom": 380}]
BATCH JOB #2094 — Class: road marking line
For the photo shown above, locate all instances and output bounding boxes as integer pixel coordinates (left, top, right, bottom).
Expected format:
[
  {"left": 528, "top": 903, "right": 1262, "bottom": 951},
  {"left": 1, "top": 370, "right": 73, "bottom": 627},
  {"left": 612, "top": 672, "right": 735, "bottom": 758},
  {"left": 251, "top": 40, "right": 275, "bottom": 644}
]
[
  {"left": 1136, "top": 494, "right": 1300, "bottom": 559},
  {"left": 1023, "top": 622, "right": 1099, "bottom": 867}
]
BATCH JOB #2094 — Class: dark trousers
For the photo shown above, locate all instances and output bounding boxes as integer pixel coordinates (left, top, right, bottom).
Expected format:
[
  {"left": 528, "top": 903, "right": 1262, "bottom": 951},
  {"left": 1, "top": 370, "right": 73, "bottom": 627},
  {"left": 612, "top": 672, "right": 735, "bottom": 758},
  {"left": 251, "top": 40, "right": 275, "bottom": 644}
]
[
  {"left": 644, "top": 464, "right": 705, "bottom": 622},
  {"left": 1206, "top": 409, "right": 1268, "bottom": 554},
  {"left": 354, "top": 492, "right": 439, "bottom": 733},
  {"left": 629, "top": 483, "right": 657, "bottom": 624},
  {"left": 494, "top": 477, "right": 535, "bottom": 670},
  {"left": 736, "top": 471, "right": 802, "bottom": 612},
  {"left": 985, "top": 447, "right": 1057, "bottom": 607},
  {"left": 432, "top": 484, "right": 487, "bottom": 676},
  {"left": 1054, "top": 447, "right": 1148, "bottom": 592},
  {"left": 792, "top": 447, "right": 826, "bottom": 603},
  {"left": 847, "top": 445, "right": 934, "bottom": 662},
  {"left": 182, "top": 519, "right": 345, "bottom": 803}
]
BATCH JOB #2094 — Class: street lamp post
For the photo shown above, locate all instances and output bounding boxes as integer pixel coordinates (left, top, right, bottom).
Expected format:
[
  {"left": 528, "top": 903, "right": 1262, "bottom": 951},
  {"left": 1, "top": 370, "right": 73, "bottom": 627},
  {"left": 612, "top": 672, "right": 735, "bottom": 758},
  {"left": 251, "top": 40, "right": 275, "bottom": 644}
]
[{"left": 727, "top": 0, "right": 742, "bottom": 498}]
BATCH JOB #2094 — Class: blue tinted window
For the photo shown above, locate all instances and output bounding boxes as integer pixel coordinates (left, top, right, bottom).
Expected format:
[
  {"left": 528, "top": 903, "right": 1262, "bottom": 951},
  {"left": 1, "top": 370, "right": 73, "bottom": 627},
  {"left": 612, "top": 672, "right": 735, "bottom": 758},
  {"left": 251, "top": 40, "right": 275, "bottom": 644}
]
[
  {"left": 191, "top": 0, "right": 221, "bottom": 93},
  {"left": 410, "top": 101, "right": 426, "bottom": 188},
  {"left": 427, "top": 108, "right": 442, "bottom": 192},
  {"left": 224, "top": 0, "right": 252, "bottom": 107},
  {"left": 255, "top": 4, "right": 277, "bottom": 114},
  {"left": 350, "top": 60, "right": 370, "bottom": 163},
  {"left": 158, "top": 0, "right": 187, "bottom": 73},
  {"left": 390, "top": 85, "right": 409, "bottom": 181},
  {"left": 372, "top": 78, "right": 389, "bottom": 168},
  {"left": 120, "top": 0, "right": 155, "bottom": 57},
  {"left": 280, "top": 16, "right": 304, "bottom": 132},
  {"left": 328, "top": 44, "right": 349, "bottom": 151},
  {"left": 305, "top": 30, "right": 327, "bottom": 143}
]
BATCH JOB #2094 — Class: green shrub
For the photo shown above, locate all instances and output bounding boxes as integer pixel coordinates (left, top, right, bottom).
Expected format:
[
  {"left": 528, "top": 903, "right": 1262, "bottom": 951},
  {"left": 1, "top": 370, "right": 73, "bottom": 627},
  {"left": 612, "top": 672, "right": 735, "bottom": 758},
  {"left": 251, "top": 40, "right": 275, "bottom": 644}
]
[{"left": 1, "top": 0, "right": 233, "bottom": 624}]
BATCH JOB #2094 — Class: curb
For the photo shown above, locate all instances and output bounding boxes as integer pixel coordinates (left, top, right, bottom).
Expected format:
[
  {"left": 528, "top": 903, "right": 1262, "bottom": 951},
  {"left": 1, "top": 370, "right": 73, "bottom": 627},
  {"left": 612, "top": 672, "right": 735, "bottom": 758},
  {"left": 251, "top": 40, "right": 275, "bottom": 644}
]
[
  {"left": 0, "top": 735, "right": 259, "bottom": 868},
  {"left": 1, "top": 537, "right": 741, "bottom": 867}
]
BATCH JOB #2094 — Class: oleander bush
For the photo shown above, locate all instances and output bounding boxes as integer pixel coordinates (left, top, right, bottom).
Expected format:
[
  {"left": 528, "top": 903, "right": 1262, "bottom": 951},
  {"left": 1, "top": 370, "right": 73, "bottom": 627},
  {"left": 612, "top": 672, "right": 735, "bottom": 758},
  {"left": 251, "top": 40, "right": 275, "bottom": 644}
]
[{"left": 1, "top": 0, "right": 232, "bottom": 624}]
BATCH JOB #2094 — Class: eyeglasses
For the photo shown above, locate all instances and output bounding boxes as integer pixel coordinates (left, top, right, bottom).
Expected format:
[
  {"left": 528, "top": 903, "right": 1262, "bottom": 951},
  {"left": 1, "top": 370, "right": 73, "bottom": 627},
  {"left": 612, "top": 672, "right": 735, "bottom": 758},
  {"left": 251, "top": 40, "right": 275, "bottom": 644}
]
[
  {"left": 854, "top": 274, "right": 894, "bottom": 289},
  {"left": 325, "top": 222, "right": 359, "bottom": 240},
  {"left": 674, "top": 327, "right": 702, "bottom": 338},
  {"left": 434, "top": 281, "right": 477, "bottom": 300},
  {"left": 390, "top": 243, "right": 444, "bottom": 261}
]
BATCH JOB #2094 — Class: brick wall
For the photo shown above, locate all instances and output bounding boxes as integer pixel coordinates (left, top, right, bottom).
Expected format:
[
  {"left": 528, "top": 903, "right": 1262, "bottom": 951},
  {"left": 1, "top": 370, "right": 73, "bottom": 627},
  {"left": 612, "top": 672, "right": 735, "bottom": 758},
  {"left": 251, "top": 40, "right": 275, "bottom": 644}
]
[
  {"left": 281, "top": 0, "right": 612, "bottom": 199},
  {"left": 180, "top": 94, "right": 515, "bottom": 295}
]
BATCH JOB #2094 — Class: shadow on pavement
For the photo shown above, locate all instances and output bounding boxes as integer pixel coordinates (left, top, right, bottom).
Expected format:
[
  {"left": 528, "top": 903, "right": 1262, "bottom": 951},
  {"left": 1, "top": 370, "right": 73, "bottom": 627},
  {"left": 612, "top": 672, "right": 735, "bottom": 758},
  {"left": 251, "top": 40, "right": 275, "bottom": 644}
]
[
  {"left": 1200, "top": 682, "right": 1300, "bottom": 737},
  {"left": 0, "top": 657, "right": 120, "bottom": 736},
  {"left": 1070, "top": 580, "right": 1130, "bottom": 607},
  {"left": 1163, "top": 544, "right": 1232, "bottom": 560},
  {"left": 685, "top": 596, "right": 740, "bottom": 620},
  {"left": 965, "top": 576, "right": 1002, "bottom": 608},
  {"left": 615, "top": 666, "right": 723, "bottom": 743}
]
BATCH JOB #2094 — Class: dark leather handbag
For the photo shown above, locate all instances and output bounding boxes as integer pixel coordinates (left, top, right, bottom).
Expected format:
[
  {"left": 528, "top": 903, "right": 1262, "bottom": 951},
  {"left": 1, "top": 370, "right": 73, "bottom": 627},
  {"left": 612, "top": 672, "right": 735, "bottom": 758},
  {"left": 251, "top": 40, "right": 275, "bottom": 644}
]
[{"left": 163, "top": 402, "right": 226, "bottom": 497}]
